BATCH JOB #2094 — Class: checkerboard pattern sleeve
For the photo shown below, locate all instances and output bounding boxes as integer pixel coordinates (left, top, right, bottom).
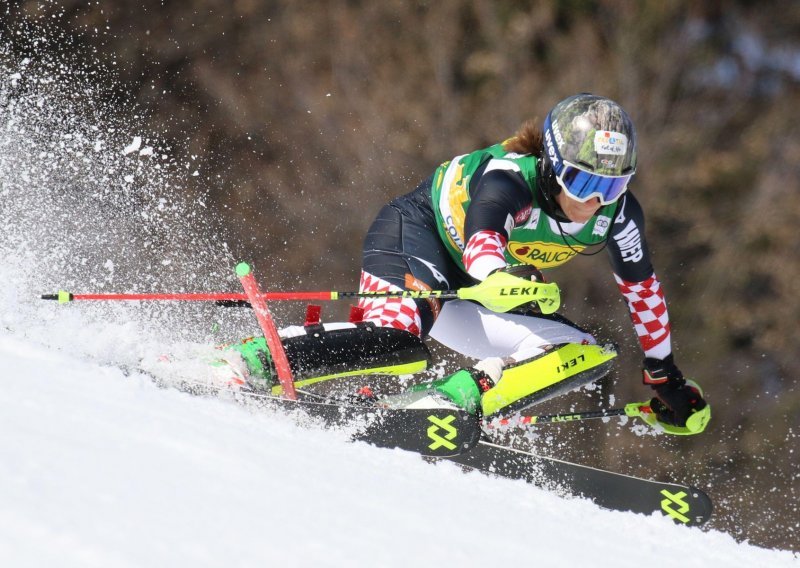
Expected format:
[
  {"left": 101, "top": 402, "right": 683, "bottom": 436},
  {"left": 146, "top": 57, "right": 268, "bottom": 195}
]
[
  {"left": 463, "top": 230, "right": 507, "bottom": 280},
  {"left": 614, "top": 272, "right": 672, "bottom": 359}
]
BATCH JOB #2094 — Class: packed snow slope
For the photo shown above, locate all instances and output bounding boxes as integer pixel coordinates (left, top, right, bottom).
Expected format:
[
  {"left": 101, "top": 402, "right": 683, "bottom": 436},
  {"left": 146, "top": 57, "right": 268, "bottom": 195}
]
[{"left": 0, "top": 329, "right": 798, "bottom": 568}]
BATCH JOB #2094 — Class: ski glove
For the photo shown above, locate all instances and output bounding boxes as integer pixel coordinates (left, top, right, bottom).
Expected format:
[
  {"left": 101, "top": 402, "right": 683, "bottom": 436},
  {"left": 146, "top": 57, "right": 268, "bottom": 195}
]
[
  {"left": 643, "top": 354, "right": 707, "bottom": 428},
  {"left": 496, "top": 263, "right": 545, "bottom": 283}
]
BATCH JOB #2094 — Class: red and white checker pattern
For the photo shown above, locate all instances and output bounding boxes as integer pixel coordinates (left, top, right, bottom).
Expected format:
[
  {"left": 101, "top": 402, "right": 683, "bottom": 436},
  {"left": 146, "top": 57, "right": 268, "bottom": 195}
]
[
  {"left": 463, "top": 230, "right": 507, "bottom": 281},
  {"left": 357, "top": 271, "right": 422, "bottom": 337},
  {"left": 614, "top": 272, "right": 672, "bottom": 359}
]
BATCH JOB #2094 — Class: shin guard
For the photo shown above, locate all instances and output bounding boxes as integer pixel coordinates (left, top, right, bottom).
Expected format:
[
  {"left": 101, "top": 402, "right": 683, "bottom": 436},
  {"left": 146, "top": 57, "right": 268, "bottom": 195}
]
[
  {"left": 481, "top": 343, "right": 618, "bottom": 417},
  {"left": 230, "top": 323, "right": 431, "bottom": 394}
]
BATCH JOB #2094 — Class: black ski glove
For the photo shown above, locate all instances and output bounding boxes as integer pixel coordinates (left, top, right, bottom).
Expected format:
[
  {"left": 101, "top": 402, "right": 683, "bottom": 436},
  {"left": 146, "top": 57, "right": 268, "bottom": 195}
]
[
  {"left": 497, "top": 263, "right": 545, "bottom": 283},
  {"left": 643, "top": 354, "right": 707, "bottom": 427}
]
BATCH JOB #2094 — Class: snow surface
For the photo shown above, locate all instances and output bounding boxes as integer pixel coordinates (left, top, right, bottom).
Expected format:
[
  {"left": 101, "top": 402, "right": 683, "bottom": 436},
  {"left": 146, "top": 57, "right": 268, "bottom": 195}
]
[{"left": 2, "top": 326, "right": 799, "bottom": 567}]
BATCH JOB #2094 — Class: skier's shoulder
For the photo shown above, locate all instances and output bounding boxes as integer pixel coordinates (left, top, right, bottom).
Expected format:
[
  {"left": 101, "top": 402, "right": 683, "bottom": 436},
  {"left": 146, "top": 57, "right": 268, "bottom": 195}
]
[
  {"left": 607, "top": 190, "right": 654, "bottom": 279},
  {"left": 472, "top": 145, "right": 537, "bottom": 193},
  {"left": 610, "top": 190, "right": 646, "bottom": 234},
  {"left": 485, "top": 147, "right": 539, "bottom": 175}
]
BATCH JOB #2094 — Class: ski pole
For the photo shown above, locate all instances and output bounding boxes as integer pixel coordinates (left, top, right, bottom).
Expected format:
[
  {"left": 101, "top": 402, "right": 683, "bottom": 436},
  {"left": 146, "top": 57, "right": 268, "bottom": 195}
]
[
  {"left": 41, "top": 290, "right": 455, "bottom": 303},
  {"left": 41, "top": 271, "right": 562, "bottom": 314},
  {"left": 492, "top": 400, "right": 710, "bottom": 435},
  {"left": 486, "top": 402, "right": 652, "bottom": 428}
]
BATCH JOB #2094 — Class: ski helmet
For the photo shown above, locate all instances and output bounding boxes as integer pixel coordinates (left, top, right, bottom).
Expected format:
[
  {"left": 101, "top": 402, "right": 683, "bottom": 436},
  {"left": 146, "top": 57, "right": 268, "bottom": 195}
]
[{"left": 541, "top": 94, "right": 637, "bottom": 204}]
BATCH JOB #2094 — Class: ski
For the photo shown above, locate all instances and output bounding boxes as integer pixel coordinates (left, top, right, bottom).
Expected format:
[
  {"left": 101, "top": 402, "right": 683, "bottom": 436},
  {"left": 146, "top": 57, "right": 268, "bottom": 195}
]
[
  {"left": 354, "top": 405, "right": 481, "bottom": 457},
  {"left": 278, "top": 393, "right": 482, "bottom": 458},
  {"left": 157, "top": 377, "right": 481, "bottom": 458},
  {"left": 146, "top": 369, "right": 712, "bottom": 523},
  {"left": 442, "top": 440, "right": 713, "bottom": 526}
]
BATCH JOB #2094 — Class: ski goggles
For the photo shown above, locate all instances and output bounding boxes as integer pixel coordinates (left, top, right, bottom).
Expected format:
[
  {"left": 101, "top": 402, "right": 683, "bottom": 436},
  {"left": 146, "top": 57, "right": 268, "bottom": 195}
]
[{"left": 554, "top": 161, "right": 634, "bottom": 205}]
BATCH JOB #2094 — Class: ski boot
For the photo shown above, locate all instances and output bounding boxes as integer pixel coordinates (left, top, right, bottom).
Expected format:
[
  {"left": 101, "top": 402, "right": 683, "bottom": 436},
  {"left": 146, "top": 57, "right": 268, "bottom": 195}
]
[
  {"left": 205, "top": 348, "right": 253, "bottom": 389},
  {"left": 224, "top": 336, "right": 275, "bottom": 391},
  {"left": 382, "top": 358, "right": 501, "bottom": 414}
]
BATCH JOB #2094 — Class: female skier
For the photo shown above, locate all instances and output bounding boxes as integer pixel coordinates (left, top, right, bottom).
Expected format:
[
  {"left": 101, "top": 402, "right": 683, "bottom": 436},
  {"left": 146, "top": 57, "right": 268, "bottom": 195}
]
[{"left": 227, "top": 93, "right": 709, "bottom": 433}]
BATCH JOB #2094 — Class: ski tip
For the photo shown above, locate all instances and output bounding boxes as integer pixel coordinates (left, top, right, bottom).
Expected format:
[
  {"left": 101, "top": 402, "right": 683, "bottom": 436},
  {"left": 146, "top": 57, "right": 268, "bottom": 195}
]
[{"left": 235, "top": 262, "right": 251, "bottom": 277}]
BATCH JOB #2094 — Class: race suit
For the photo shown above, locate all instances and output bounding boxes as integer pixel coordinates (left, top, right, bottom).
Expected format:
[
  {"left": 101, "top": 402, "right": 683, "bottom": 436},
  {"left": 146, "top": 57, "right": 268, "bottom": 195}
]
[{"left": 359, "top": 143, "right": 672, "bottom": 363}]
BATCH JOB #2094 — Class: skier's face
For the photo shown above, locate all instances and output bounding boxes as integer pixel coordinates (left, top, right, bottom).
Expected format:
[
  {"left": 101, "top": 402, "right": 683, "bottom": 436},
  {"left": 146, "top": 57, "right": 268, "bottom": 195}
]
[{"left": 555, "top": 192, "right": 602, "bottom": 223}]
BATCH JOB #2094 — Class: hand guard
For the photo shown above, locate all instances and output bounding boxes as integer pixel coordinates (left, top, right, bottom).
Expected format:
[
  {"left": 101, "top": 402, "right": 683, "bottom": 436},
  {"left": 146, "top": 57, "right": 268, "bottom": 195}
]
[
  {"left": 643, "top": 355, "right": 707, "bottom": 428},
  {"left": 492, "top": 264, "right": 545, "bottom": 314}
]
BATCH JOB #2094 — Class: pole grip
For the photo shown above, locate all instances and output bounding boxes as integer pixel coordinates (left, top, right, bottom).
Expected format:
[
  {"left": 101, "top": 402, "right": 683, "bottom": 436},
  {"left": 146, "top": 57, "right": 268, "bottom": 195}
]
[{"left": 215, "top": 300, "right": 252, "bottom": 308}]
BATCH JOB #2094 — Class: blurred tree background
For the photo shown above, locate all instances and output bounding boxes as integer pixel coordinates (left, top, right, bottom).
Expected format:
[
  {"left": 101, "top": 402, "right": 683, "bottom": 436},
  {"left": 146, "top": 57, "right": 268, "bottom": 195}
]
[{"left": 3, "top": 0, "right": 798, "bottom": 552}]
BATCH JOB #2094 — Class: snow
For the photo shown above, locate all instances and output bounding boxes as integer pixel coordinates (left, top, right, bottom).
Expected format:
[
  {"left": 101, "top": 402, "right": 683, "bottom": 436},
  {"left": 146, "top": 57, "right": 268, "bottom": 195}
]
[
  {"left": 1, "top": 330, "right": 798, "bottom": 567},
  {"left": 122, "top": 136, "right": 142, "bottom": 155}
]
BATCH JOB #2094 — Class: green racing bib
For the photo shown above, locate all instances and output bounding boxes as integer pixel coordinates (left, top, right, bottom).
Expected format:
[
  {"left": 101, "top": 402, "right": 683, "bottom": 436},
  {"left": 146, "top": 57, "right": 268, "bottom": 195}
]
[{"left": 430, "top": 143, "right": 616, "bottom": 272}]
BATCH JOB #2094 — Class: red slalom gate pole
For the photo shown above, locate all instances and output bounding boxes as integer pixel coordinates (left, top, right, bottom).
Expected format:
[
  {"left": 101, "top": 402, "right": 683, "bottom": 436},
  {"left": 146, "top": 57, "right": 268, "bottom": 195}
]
[{"left": 235, "top": 262, "right": 298, "bottom": 400}]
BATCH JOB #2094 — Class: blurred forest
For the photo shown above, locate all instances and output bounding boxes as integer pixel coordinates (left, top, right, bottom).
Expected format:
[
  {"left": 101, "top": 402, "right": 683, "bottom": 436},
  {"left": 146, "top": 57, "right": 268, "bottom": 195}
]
[{"left": 2, "top": 0, "right": 799, "bottom": 552}]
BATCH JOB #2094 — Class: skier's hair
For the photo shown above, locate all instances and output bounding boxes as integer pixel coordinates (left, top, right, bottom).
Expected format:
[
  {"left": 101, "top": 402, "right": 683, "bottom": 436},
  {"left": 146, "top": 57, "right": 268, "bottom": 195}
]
[{"left": 502, "top": 119, "right": 543, "bottom": 157}]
